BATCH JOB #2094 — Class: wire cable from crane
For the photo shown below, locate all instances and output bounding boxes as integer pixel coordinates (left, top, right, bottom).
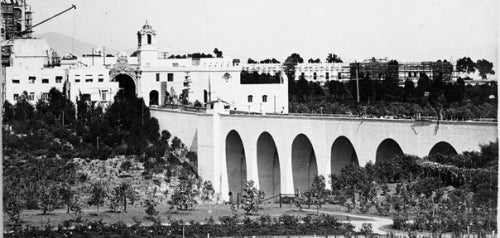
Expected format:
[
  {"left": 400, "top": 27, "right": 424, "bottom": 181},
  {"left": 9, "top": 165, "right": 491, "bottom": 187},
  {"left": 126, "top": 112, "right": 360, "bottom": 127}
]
[{"left": 72, "top": 7, "right": 76, "bottom": 55}]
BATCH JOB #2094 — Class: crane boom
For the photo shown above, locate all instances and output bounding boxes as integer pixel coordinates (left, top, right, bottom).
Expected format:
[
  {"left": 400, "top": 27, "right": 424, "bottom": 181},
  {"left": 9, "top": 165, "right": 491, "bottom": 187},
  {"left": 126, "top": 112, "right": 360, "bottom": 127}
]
[{"left": 18, "top": 4, "right": 77, "bottom": 36}]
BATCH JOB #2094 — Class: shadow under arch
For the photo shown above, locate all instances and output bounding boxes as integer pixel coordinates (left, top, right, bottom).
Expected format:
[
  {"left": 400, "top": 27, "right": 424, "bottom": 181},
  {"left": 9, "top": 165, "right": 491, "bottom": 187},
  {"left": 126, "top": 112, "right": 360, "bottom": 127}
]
[
  {"left": 291, "top": 134, "right": 317, "bottom": 194},
  {"left": 331, "top": 136, "right": 359, "bottom": 175},
  {"left": 376, "top": 138, "right": 404, "bottom": 164},
  {"left": 257, "top": 132, "right": 280, "bottom": 198},
  {"left": 114, "top": 74, "right": 136, "bottom": 99},
  {"left": 429, "top": 141, "right": 458, "bottom": 159},
  {"left": 225, "top": 130, "right": 247, "bottom": 194}
]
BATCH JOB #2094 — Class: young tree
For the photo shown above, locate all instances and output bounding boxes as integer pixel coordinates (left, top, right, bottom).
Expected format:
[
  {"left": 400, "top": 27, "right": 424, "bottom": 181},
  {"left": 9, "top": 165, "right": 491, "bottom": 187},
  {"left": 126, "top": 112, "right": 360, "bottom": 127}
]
[
  {"left": 239, "top": 180, "right": 265, "bottom": 215},
  {"left": 109, "top": 182, "right": 137, "bottom": 212},
  {"left": 170, "top": 174, "right": 199, "bottom": 210},
  {"left": 308, "top": 175, "right": 327, "bottom": 215},
  {"left": 13, "top": 91, "right": 35, "bottom": 122},
  {"left": 284, "top": 53, "right": 304, "bottom": 95},
  {"left": 247, "top": 58, "right": 257, "bottom": 64},
  {"left": 308, "top": 58, "right": 321, "bottom": 63},
  {"left": 476, "top": 59, "right": 495, "bottom": 79},
  {"left": 144, "top": 199, "right": 159, "bottom": 217},
  {"left": 326, "top": 53, "right": 343, "bottom": 63},
  {"left": 201, "top": 180, "right": 215, "bottom": 203},
  {"left": 59, "top": 184, "right": 77, "bottom": 213},
  {"left": 456, "top": 57, "right": 476, "bottom": 73},
  {"left": 39, "top": 183, "right": 60, "bottom": 215},
  {"left": 4, "top": 189, "right": 23, "bottom": 225},
  {"left": 213, "top": 48, "right": 223, "bottom": 58},
  {"left": 3, "top": 100, "right": 14, "bottom": 124},
  {"left": 88, "top": 182, "right": 107, "bottom": 214}
]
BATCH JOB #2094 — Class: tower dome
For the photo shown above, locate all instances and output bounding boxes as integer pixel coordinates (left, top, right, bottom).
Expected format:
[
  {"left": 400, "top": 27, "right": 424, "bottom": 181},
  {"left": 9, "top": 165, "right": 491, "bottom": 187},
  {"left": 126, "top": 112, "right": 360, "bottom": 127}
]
[{"left": 142, "top": 20, "right": 153, "bottom": 31}]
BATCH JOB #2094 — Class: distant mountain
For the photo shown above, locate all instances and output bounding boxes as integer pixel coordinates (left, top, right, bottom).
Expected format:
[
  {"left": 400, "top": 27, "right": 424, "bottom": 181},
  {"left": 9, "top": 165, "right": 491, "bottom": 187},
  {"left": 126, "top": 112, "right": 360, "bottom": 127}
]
[{"left": 35, "top": 32, "right": 121, "bottom": 57}]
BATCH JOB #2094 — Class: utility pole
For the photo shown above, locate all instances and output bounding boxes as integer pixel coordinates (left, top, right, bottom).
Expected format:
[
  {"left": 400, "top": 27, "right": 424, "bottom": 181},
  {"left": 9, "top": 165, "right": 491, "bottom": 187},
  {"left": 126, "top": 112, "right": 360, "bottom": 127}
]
[{"left": 356, "top": 62, "right": 360, "bottom": 103}]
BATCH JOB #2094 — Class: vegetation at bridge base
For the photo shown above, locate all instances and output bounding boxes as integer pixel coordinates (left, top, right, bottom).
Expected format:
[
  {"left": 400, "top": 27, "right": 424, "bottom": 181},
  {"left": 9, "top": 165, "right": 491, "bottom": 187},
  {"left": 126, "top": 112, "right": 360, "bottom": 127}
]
[
  {"left": 4, "top": 214, "right": 360, "bottom": 238},
  {"left": 325, "top": 141, "right": 498, "bottom": 234},
  {"left": 2, "top": 88, "right": 202, "bottom": 229}
]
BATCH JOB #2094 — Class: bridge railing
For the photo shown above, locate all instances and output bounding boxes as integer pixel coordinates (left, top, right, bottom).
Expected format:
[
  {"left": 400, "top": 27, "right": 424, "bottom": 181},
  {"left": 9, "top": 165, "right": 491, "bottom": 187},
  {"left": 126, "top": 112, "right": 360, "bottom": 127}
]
[{"left": 152, "top": 104, "right": 207, "bottom": 113}]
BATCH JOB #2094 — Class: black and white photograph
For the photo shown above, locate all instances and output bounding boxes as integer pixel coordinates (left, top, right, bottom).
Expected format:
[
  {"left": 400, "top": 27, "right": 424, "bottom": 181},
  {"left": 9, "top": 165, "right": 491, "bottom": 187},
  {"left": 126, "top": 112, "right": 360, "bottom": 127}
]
[{"left": 1, "top": 0, "right": 498, "bottom": 237}]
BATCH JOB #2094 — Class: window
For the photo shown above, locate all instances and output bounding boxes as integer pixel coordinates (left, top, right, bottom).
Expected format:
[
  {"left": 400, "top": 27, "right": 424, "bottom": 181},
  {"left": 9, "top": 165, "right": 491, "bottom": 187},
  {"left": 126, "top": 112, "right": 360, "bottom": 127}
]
[
  {"left": 86, "top": 78, "right": 93, "bottom": 83},
  {"left": 248, "top": 95, "right": 253, "bottom": 103},
  {"left": 42, "top": 79, "right": 49, "bottom": 84},
  {"left": 12, "top": 79, "right": 20, "bottom": 84},
  {"left": 55, "top": 76, "right": 63, "bottom": 83},
  {"left": 75, "top": 79, "right": 80, "bottom": 83},
  {"left": 325, "top": 72, "right": 329, "bottom": 80},
  {"left": 29, "top": 92, "right": 35, "bottom": 101},
  {"left": 156, "top": 73, "right": 160, "bottom": 82},
  {"left": 147, "top": 34, "right": 152, "bottom": 44},
  {"left": 313, "top": 72, "right": 317, "bottom": 80},
  {"left": 101, "top": 90, "right": 108, "bottom": 101},
  {"left": 13, "top": 94, "right": 19, "bottom": 101},
  {"left": 262, "top": 95, "right": 267, "bottom": 103},
  {"left": 28, "top": 76, "right": 36, "bottom": 84},
  {"left": 167, "top": 73, "right": 174, "bottom": 82},
  {"left": 98, "top": 77, "right": 104, "bottom": 82},
  {"left": 41, "top": 93, "right": 49, "bottom": 100}
]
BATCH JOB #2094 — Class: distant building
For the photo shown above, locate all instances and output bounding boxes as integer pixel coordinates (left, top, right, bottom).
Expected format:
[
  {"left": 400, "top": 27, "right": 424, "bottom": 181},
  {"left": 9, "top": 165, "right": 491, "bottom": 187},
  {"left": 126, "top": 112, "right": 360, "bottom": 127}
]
[
  {"left": 349, "top": 58, "right": 399, "bottom": 82},
  {"left": 348, "top": 58, "right": 454, "bottom": 85},
  {"left": 294, "top": 62, "right": 351, "bottom": 85},
  {"left": 3, "top": 38, "right": 119, "bottom": 106}
]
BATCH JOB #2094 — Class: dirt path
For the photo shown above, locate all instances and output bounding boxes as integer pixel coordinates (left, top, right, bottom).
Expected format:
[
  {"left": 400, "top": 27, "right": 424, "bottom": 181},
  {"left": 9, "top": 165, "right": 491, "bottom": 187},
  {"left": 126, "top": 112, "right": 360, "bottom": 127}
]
[{"left": 301, "top": 208, "right": 392, "bottom": 235}]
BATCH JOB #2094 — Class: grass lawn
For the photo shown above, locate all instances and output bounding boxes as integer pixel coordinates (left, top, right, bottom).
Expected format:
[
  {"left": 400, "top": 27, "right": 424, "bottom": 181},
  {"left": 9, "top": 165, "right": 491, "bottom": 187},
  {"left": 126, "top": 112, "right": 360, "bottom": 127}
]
[{"left": 4, "top": 202, "right": 370, "bottom": 229}]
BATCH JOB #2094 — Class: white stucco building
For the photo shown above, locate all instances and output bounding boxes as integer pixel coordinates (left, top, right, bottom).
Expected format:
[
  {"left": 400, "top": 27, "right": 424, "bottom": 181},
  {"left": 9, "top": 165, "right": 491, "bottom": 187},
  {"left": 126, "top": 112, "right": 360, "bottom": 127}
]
[
  {"left": 3, "top": 38, "right": 119, "bottom": 106},
  {"left": 3, "top": 21, "right": 289, "bottom": 113},
  {"left": 294, "top": 62, "right": 351, "bottom": 85},
  {"left": 112, "top": 21, "right": 289, "bottom": 113}
]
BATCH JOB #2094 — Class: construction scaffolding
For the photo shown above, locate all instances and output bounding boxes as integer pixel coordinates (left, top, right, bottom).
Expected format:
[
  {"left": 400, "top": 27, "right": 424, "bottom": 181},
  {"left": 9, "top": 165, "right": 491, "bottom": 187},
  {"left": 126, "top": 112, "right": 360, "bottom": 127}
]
[{"left": 1, "top": 0, "right": 32, "bottom": 40}]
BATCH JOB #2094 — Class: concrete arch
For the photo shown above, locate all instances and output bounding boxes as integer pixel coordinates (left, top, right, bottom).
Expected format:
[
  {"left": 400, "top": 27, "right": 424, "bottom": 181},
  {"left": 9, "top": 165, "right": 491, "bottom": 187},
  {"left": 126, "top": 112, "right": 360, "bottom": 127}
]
[
  {"left": 149, "top": 90, "right": 159, "bottom": 105},
  {"left": 257, "top": 132, "right": 280, "bottom": 198},
  {"left": 376, "top": 138, "right": 404, "bottom": 163},
  {"left": 291, "top": 134, "right": 317, "bottom": 193},
  {"left": 429, "top": 141, "right": 458, "bottom": 157},
  {"left": 225, "top": 130, "right": 247, "bottom": 194},
  {"left": 331, "top": 136, "right": 359, "bottom": 175}
]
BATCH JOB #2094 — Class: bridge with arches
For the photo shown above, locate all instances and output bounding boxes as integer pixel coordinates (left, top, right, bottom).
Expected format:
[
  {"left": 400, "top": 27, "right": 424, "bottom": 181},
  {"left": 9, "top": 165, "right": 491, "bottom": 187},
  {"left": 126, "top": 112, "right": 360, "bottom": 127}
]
[{"left": 150, "top": 108, "right": 497, "bottom": 201}]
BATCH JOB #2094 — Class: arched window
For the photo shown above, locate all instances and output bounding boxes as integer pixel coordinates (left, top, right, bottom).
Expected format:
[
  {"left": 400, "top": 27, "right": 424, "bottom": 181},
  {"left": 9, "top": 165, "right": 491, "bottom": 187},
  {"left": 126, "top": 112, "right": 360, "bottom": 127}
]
[
  {"left": 262, "top": 95, "right": 267, "bottom": 103},
  {"left": 147, "top": 34, "right": 152, "bottom": 44},
  {"left": 248, "top": 95, "right": 253, "bottom": 103},
  {"left": 137, "top": 32, "right": 141, "bottom": 46}
]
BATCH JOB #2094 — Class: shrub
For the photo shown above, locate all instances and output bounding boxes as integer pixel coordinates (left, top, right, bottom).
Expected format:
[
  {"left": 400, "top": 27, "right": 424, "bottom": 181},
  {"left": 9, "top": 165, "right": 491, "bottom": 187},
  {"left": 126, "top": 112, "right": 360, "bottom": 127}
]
[
  {"left": 240, "top": 180, "right": 265, "bottom": 215},
  {"left": 87, "top": 182, "right": 107, "bottom": 213},
  {"left": 170, "top": 174, "right": 199, "bottom": 210},
  {"left": 144, "top": 199, "right": 159, "bottom": 217}
]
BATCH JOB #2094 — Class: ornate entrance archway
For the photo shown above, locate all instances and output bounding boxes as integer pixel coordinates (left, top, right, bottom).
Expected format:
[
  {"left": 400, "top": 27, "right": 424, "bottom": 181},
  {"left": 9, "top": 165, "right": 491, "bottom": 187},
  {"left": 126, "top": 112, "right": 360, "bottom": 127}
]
[{"left": 110, "top": 53, "right": 139, "bottom": 98}]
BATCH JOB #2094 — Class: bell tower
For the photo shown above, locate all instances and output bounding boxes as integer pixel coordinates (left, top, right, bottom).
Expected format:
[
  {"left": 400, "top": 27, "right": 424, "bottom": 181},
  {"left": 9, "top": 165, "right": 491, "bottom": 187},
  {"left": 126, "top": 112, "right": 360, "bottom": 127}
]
[{"left": 137, "top": 20, "right": 158, "bottom": 67}]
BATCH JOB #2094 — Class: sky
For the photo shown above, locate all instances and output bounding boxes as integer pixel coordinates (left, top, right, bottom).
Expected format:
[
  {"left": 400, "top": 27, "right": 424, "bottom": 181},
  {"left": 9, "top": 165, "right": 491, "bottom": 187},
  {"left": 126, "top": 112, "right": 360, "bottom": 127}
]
[{"left": 30, "top": 0, "right": 498, "bottom": 65}]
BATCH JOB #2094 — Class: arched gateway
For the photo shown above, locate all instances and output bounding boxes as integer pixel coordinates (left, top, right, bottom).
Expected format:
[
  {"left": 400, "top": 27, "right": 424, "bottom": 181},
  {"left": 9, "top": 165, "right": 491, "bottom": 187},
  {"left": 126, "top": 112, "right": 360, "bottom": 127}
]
[{"left": 110, "top": 53, "right": 139, "bottom": 98}]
